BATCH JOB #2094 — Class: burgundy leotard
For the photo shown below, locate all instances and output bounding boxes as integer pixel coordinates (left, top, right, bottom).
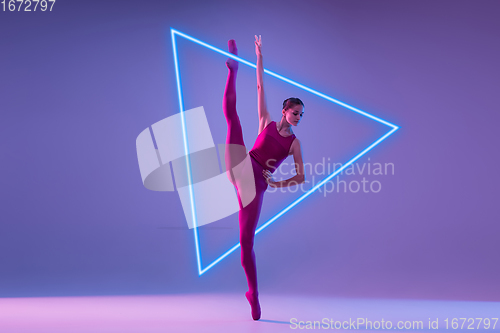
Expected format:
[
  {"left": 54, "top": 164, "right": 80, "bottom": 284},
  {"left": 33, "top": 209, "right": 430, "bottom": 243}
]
[{"left": 249, "top": 121, "right": 296, "bottom": 172}]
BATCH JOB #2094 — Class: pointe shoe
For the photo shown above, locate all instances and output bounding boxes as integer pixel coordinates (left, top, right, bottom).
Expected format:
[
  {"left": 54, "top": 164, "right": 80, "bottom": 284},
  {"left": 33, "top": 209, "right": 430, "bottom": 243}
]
[
  {"left": 225, "top": 39, "right": 239, "bottom": 70},
  {"left": 245, "top": 291, "right": 261, "bottom": 320}
]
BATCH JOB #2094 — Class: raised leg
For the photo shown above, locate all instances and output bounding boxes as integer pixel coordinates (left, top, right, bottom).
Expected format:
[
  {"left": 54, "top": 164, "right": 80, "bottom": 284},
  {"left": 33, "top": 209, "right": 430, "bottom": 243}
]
[{"left": 223, "top": 39, "right": 247, "bottom": 184}]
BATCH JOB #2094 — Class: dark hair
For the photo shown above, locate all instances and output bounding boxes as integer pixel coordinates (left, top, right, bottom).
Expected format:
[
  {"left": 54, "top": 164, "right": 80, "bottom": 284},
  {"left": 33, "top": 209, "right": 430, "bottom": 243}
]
[{"left": 282, "top": 97, "right": 304, "bottom": 111}]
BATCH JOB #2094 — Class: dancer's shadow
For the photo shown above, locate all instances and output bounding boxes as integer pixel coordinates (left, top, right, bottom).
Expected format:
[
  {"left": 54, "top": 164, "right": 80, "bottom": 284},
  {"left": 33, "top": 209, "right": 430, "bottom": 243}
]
[{"left": 258, "top": 319, "right": 291, "bottom": 325}]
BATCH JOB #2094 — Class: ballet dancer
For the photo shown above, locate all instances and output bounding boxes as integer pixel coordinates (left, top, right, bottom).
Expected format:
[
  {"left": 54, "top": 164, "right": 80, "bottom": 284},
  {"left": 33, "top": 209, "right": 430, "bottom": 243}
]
[{"left": 223, "top": 35, "right": 305, "bottom": 320}]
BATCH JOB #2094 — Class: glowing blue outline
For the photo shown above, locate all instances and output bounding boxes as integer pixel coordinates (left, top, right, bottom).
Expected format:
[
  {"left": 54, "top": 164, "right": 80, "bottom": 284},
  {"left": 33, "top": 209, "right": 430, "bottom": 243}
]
[{"left": 169, "top": 27, "right": 400, "bottom": 276}]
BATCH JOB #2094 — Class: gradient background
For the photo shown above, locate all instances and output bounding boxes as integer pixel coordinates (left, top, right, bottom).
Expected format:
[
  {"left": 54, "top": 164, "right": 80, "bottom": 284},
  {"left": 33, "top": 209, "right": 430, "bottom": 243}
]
[{"left": 1, "top": 0, "right": 499, "bottom": 302}]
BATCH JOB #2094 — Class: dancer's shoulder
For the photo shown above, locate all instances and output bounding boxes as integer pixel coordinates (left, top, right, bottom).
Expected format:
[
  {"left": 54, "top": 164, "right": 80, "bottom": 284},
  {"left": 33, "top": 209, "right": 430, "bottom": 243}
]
[{"left": 288, "top": 137, "right": 302, "bottom": 156}]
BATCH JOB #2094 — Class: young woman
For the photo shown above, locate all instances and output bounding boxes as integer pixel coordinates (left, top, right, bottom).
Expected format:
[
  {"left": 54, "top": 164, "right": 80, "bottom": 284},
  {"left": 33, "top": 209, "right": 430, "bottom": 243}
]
[{"left": 222, "top": 35, "right": 305, "bottom": 320}]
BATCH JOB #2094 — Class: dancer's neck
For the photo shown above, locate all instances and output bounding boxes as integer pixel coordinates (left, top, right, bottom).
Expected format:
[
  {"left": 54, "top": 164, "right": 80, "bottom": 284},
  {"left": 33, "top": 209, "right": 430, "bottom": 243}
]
[{"left": 277, "top": 117, "right": 293, "bottom": 136}]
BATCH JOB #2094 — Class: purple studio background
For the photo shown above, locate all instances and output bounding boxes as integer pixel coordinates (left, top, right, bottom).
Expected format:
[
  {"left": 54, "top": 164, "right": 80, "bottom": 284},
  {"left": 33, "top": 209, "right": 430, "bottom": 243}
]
[{"left": 1, "top": 0, "right": 499, "bottom": 301}]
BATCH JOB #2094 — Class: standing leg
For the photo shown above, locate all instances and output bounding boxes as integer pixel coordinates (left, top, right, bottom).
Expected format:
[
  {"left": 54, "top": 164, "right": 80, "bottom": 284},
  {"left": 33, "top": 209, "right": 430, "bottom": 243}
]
[
  {"left": 237, "top": 158, "right": 268, "bottom": 321},
  {"left": 238, "top": 188, "right": 264, "bottom": 321}
]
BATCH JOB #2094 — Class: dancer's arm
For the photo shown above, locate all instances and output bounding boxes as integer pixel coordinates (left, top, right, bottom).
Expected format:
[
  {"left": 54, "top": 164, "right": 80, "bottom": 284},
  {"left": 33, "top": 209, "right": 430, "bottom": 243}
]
[
  {"left": 255, "top": 35, "right": 271, "bottom": 134},
  {"left": 263, "top": 139, "right": 306, "bottom": 188}
]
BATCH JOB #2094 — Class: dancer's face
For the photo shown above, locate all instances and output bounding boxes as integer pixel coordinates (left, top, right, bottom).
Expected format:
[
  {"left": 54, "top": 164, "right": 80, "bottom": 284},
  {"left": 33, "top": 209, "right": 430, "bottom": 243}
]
[{"left": 283, "top": 104, "right": 304, "bottom": 126}]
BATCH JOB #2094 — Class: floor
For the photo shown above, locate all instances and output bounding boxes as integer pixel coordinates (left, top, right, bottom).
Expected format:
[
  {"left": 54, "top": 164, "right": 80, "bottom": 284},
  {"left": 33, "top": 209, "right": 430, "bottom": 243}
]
[{"left": 1, "top": 293, "right": 499, "bottom": 332}]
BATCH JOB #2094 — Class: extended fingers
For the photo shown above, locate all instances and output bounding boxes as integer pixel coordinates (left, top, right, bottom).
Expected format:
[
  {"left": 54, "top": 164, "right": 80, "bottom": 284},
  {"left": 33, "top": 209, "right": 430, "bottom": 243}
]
[{"left": 262, "top": 171, "right": 271, "bottom": 183}]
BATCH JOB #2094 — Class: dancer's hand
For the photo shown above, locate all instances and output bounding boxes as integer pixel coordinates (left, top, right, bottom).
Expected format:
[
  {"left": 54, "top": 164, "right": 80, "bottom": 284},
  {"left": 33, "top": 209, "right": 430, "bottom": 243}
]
[
  {"left": 254, "top": 34, "right": 262, "bottom": 57},
  {"left": 262, "top": 169, "right": 277, "bottom": 187}
]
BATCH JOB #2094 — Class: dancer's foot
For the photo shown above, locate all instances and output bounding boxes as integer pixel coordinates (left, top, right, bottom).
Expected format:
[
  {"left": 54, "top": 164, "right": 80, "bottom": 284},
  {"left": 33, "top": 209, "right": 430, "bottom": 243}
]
[
  {"left": 226, "top": 39, "right": 239, "bottom": 71},
  {"left": 245, "top": 291, "right": 261, "bottom": 320}
]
